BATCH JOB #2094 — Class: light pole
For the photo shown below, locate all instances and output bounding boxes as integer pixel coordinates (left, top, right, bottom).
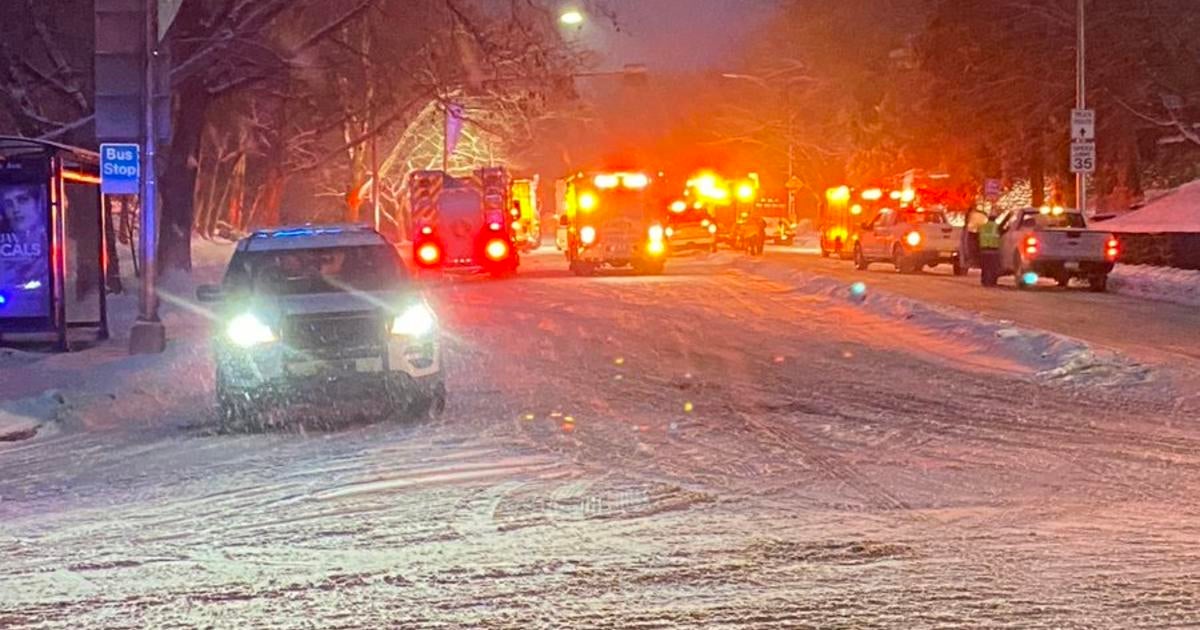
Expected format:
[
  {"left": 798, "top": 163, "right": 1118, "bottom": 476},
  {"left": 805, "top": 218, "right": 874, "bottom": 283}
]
[
  {"left": 1075, "top": 0, "right": 1086, "bottom": 215},
  {"left": 129, "top": 0, "right": 165, "bottom": 355},
  {"left": 721, "top": 73, "right": 796, "bottom": 219}
]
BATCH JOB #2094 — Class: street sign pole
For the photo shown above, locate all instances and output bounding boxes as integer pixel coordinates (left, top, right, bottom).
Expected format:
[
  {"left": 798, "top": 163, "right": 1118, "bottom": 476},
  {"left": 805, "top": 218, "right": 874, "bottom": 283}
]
[
  {"left": 130, "top": 0, "right": 165, "bottom": 354},
  {"left": 1075, "top": 0, "right": 1086, "bottom": 216}
]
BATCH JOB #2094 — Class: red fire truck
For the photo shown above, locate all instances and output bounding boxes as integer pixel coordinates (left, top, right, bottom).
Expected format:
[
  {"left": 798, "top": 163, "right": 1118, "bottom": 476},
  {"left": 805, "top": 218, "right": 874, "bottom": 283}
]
[{"left": 408, "top": 167, "right": 519, "bottom": 277}]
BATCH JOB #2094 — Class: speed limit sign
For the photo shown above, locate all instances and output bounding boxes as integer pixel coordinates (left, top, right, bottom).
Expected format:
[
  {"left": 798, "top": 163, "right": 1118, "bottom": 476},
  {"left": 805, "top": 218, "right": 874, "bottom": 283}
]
[{"left": 1070, "top": 142, "right": 1095, "bottom": 174}]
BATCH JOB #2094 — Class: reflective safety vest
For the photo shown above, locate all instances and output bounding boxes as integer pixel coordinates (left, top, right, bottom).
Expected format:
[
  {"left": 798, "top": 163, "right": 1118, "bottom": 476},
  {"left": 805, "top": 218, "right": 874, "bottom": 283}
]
[{"left": 979, "top": 220, "right": 1002, "bottom": 249}]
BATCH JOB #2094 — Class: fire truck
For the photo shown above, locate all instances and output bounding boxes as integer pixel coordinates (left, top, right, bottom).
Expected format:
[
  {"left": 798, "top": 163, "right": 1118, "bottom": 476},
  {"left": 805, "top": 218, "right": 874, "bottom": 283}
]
[
  {"left": 558, "top": 170, "right": 667, "bottom": 276},
  {"left": 681, "top": 171, "right": 760, "bottom": 249},
  {"left": 509, "top": 176, "right": 540, "bottom": 252},
  {"left": 408, "top": 167, "right": 519, "bottom": 277},
  {"left": 819, "top": 185, "right": 896, "bottom": 258}
]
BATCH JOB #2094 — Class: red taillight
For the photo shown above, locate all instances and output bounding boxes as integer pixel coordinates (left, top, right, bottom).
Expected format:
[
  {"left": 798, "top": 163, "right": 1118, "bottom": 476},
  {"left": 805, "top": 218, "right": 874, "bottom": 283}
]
[
  {"left": 485, "top": 239, "right": 509, "bottom": 261},
  {"left": 1106, "top": 237, "right": 1120, "bottom": 260},
  {"left": 1024, "top": 235, "right": 1038, "bottom": 256},
  {"left": 417, "top": 243, "right": 441, "bottom": 266}
]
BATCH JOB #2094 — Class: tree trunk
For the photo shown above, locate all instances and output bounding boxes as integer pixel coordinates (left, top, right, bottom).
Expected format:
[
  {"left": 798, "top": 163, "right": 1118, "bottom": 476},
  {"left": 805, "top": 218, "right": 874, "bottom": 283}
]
[
  {"left": 158, "top": 77, "right": 211, "bottom": 273},
  {"left": 1028, "top": 133, "right": 1045, "bottom": 207}
]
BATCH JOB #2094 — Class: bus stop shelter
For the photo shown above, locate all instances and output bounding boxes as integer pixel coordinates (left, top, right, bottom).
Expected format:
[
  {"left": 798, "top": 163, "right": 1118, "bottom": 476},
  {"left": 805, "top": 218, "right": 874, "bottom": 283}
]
[{"left": 0, "top": 137, "right": 109, "bottom": 350}]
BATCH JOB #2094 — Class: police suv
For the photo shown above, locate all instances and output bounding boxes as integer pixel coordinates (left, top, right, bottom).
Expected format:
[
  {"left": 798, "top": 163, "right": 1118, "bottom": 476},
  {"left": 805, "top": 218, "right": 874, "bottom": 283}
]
[{"left": 196, "top": 225, "right": 444, "bottom": 431}]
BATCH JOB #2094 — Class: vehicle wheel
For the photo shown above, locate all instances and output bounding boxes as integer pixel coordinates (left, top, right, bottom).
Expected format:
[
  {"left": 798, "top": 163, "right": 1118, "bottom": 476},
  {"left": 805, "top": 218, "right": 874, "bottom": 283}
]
[
  {"left": 821, "top": 248, "right": 831, "bottom": 258},
  {"left": 217, "top": 380, "right": 260, "bottom": 434},
  {"left": 1088, "top": 274, "right": 1108, "bottom": 293},
  {"left": 570, "top": 261, "right": 596, "bottom": 276},
  {"left": 1055, "top": 273, "right": 1071, "bottom": 288},
  {"left": 952, "top": 255, "right": 968, "bottom": 276},
  {"left": 893, "top": 245, "right": 916, "bottom": 274},
  {"left": 853, "top": 244, "right": 869, "bottom": 270},
  {"left": 409, "top": 382, "right": 446, "bottom": 420}
]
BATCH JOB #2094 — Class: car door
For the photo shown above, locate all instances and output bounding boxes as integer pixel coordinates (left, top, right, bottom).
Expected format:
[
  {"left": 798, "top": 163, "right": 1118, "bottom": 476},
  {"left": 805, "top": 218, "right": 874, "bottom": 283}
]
[
  {"left": 867, "top": 211, "right": 893, "bottom": 257},
  {"left": 858, "top": 212, "right": 880, "bottom": 257}
]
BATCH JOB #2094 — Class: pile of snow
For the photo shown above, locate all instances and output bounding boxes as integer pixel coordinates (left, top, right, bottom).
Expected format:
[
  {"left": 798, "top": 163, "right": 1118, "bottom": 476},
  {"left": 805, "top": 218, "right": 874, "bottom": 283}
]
[
  {"left": 1110, "top": 264, "right": 1200, "bottom": 307},
  {"left": 737, "top": 260, "right": 1151, "bottom": 388},
  {"left": 0, "top": 391, "right": 67, "bottom": 441},
  {"left": 1101, "top": 180, "right": 1200, "bottom": 233}
]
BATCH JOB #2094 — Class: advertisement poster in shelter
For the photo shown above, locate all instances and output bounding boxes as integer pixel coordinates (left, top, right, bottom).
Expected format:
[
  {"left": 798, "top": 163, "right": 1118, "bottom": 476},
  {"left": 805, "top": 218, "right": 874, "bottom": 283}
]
[{"left": 0, "top": 160, "right": 51, "bottom": 319}]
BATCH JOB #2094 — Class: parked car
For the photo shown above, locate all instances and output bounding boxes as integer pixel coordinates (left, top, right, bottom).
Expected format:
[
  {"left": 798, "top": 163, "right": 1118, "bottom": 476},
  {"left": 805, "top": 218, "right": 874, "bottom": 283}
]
[{"left": 853, "top": 208, "right": 965, "bottom": 274}]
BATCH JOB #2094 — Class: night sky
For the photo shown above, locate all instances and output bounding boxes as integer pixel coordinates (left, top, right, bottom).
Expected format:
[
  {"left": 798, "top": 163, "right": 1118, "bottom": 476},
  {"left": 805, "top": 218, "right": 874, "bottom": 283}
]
[{"left": 575, "top": 0, "right": 783, "bottom": 72}]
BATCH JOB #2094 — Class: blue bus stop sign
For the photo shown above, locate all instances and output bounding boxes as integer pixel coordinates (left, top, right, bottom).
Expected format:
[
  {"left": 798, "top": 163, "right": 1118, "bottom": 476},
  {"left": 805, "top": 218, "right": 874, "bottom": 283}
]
[{"left": 99, "top": 143, "right": 140, "bottom": 195}]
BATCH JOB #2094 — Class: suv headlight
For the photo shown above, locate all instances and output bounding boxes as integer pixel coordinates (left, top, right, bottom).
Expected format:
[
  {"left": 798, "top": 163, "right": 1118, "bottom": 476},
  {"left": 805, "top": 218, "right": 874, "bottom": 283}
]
[
  {"left": 227, "top": 313, "right": 277, "bottom": 347},
  {"left": 391, "top": 303, "right": 437, "bottom": 337}
]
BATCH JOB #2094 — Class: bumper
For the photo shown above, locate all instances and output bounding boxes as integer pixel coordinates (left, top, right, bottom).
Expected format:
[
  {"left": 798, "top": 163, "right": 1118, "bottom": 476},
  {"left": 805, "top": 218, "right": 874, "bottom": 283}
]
[
  {"left": 668, "top": 236, "right": 715, "bottom": 251},
  {"left": 217, "top": 336, "right": 441, "bottom": 401},
  {"left": 904, "top": 248, "right": 959, "bottom": 265},
  {"left": 1028, "top": 259, "right": 1113, "bottom": 276},
  {"left": 577, "top": 241, "right": 662, "bottom": 263}
]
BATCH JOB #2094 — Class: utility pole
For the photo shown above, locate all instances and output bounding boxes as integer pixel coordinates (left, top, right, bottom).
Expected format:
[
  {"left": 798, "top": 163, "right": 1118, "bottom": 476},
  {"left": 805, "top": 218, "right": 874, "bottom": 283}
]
[
  {"left": 1075, "top": 0, "right": 1086, "bottom": 215},
  {"left": 786, "top": 84, "right": 795, "bottom": 221},
  {"left": 129, "top": 0, "right": 164, "bottom": 354}
]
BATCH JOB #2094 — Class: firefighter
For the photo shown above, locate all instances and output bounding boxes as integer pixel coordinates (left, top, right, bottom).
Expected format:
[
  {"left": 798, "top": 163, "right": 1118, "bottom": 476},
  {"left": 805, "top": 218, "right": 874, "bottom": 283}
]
[
  {"left": 739, "top": 212, "right": 766, "bottom": 255},
  {"left": 978, "top": 211, "right": 1003, "bottom": 287}
]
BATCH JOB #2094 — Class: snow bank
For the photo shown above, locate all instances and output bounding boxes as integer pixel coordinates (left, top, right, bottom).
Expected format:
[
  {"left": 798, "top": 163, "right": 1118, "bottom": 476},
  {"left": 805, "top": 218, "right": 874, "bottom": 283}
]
[
  {"left": 1102, "top": 180, "right": 1200, "bottom": 233},
  {"left": 738, "top": 261, "right": 1151, "bottom": 388},
  {"left": 0, "top": 391, "right": 67, "bottom": 441},
  {"left": 1110, "top": 264, "right": 1200, "bottom": 307}
]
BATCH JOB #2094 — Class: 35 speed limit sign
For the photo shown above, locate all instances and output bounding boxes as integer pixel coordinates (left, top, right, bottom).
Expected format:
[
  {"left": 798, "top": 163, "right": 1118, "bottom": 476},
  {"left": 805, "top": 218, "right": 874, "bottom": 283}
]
[{"left": 1070, "top": 142, "right": 1095, "bottom": 174}]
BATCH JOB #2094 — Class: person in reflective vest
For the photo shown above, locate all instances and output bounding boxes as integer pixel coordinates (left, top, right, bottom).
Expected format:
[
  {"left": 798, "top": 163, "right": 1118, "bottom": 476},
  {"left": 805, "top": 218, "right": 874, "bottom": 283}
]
[
  {"left": 962, "top": 205, "right": 988, "bottom": 269},
  {"left": 978, "top": 215, "right": 1002, "bottom": 287}
]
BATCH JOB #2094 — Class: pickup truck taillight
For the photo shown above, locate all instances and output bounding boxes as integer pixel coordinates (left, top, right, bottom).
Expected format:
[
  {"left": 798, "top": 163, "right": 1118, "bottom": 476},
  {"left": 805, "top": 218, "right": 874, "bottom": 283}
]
[
  {"left": 1024, "top": 235, "right": 1039, "bottom": 256},
  {"left": 1105, "top": 237, "right": 1120, "bottom": 261}
]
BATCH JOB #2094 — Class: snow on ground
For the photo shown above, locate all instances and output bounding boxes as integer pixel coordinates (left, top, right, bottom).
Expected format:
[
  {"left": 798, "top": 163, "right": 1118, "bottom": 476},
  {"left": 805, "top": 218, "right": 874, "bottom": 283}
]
[
  {"left": 1102, "top": 179, "right": 1200, "bottom": 233},
  {"left": 0, "top": 391, "right": 67, "bottom": 442},
  {"left": 735, "top": 258, "right": 1154, "bottom": 389},
  {"left": 1110, "top": 263, "right": 1200, "bottom": 308},
  {"left": 0, "top": 240, "right": 234, "bottom": 439},
  {"left": 3, "top": 251, "right": 1200, "bottom": 627},
  {"left": 4, "top": 251, "right": 1200, "bottom": 627}
]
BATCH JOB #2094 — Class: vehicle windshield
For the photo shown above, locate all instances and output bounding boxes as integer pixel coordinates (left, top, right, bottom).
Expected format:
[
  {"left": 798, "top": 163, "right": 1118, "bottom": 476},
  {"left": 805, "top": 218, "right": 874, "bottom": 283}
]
[
  {"left": 1021, "top": 212, "right": 1087, "bottom": 229},
  {"left": 901, "top": 211, "right": 948, "bottom": 224},
  {"left": 225, "top": 245, "right": 406, "bottom": 295}
]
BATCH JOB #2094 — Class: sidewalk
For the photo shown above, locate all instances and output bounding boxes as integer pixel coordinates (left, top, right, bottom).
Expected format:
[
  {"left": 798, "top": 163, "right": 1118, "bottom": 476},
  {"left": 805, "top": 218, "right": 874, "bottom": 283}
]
[{"left": 0, "top": 240, "right": 233, "bottom": 440}]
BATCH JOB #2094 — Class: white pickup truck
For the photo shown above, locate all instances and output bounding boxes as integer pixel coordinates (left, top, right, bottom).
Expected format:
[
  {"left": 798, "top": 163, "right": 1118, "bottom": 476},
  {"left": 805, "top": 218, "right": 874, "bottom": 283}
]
[
  {"left": 994, "top": 206, "right": 1119, "bottom": 291},
  {"left": 853, "top": 208, "right": 965, "bottom": 274}
]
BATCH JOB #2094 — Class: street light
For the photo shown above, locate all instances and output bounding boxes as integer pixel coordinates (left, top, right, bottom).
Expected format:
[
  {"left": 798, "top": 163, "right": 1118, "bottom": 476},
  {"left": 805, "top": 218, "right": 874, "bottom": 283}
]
[{"left": 560, "top": 9, "right": 584, "bottom": 25}]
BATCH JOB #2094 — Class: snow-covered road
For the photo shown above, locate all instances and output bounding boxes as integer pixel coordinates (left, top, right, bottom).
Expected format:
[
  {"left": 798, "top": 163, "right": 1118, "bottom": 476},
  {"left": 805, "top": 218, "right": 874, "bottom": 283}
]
[{"left": 3, "top": 249, "right": 1200, "bottom": 628}]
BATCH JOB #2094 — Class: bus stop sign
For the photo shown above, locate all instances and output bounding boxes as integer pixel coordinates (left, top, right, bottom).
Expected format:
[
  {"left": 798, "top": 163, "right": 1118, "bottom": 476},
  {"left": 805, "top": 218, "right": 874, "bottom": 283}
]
[{"left": 100, "top": 143, "right": 140, "bottom": 195}]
